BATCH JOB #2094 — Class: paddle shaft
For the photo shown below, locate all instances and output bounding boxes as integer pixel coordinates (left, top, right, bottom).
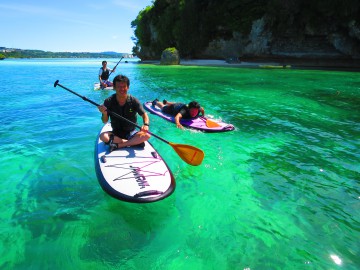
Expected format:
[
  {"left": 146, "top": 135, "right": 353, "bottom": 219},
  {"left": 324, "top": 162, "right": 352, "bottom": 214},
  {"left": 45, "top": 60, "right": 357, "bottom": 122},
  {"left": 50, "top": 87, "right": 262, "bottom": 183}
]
[
  {"left": 54, "top": 80, "right": 170, "bottom": 144},
  {"left": 108, "top": 57, "right": 123, "bottom": 78}
]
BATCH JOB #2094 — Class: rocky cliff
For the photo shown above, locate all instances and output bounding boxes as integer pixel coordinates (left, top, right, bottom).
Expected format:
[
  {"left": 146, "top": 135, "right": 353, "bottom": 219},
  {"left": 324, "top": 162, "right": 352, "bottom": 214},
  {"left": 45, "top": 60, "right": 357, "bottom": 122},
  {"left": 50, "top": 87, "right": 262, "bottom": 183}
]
[{"left": 202, "top": 17, "right": 360, "bottom": 65}]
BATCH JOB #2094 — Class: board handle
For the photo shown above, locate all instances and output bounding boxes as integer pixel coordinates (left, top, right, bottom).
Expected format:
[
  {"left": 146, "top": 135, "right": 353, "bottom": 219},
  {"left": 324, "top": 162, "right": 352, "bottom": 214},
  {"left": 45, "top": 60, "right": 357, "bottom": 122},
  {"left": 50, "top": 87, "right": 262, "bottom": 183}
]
[{"left": 134, "top": 190, "right": 164, "bottom": 198}]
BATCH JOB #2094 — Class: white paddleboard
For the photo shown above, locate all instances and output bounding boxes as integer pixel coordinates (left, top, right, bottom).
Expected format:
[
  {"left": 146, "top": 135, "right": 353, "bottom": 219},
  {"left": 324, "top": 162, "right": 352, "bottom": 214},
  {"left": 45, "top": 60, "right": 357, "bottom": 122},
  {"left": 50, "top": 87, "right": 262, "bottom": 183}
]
[
  {"left": 94, "top": 123, "right": 176, "bottom": 203},
  {"left": 94, "top": 82, "right": 114, "bottom": 91}
]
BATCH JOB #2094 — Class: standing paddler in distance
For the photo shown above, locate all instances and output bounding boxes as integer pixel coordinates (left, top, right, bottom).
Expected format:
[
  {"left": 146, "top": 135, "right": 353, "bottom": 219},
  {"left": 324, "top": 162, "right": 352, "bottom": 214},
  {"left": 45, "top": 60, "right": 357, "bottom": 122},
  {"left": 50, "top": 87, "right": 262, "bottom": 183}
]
[{"left": 97, "top": 74, "right": 151, "bottom": 152}]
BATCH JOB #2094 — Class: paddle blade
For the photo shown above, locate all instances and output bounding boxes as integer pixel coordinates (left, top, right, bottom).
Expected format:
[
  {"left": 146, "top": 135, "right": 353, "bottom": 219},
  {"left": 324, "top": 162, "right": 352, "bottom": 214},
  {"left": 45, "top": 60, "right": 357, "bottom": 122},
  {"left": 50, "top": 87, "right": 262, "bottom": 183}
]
[
  {"left": 169, "top": 143, "right": 204, "bottom": 166},
  {"left": 205, "top": 119, "right": 221, "bottom": 128}
]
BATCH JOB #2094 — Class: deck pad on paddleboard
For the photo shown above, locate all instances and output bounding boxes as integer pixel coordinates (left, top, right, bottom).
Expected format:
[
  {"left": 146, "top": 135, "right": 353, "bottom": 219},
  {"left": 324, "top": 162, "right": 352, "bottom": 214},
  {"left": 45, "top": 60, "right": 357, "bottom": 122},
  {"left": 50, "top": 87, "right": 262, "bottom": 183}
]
[
  {"left": 144, "top": 101, "right": 234, "bottom": 132},
  {"left": 94, "top": 82, "right": 113, "bottom": 91},
  {"left": 94, "top": 123, "right": 175, "bottom": 203}
]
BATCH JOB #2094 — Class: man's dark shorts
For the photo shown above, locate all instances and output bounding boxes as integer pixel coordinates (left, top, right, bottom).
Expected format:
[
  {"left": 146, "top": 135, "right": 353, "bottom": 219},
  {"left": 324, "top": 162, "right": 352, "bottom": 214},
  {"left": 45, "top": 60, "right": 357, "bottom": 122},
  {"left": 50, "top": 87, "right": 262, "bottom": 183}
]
[{"left": 162, "top": 104, "right": 176, "bottom": 115}]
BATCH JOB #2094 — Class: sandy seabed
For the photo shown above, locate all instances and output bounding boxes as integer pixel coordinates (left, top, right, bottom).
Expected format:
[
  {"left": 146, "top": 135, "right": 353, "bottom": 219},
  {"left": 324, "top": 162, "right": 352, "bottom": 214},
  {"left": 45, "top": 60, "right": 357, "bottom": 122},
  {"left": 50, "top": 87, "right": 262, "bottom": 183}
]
[
  {"left": 180, "top": 59, "right": 258, "bottom": 67},
  {"left": 141, "top": 59, "right": 264, "bottom": 68},
  {"left": 140, "top": 58, "right": 360, "bottom": 71}
]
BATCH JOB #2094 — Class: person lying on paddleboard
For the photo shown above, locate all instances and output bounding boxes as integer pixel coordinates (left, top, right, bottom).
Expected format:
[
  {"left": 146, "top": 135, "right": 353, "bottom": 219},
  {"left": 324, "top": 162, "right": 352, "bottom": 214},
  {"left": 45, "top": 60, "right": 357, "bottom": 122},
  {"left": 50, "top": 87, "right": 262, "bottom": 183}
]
[
  {"left": 152, "top": 99, "right": 205, "bottom": 129},
  {"left": 98, "top": 75, "right": 150, "bottom": 152},
  {"left": 99, "top": 60, "right": 116, "bottom": 89}
]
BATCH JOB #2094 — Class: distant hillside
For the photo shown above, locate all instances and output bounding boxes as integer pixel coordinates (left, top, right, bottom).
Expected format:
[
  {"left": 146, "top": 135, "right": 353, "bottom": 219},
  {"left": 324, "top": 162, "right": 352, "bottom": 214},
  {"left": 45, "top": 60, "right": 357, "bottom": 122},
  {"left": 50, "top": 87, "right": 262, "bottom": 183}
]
[
  {"left": 0, "top": 47, "right": 132, "bottom": 59},
  {"left": 101, "top": 51, "right": 121, "bottom": 55}
]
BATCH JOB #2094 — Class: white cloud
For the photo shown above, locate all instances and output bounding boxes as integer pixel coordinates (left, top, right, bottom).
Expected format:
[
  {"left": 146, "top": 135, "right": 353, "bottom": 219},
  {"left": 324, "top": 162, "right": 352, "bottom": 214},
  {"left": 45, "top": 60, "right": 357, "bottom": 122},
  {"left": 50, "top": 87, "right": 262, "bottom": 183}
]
[
  {"left": 111, "top": 0, "right": 152, "bottom": 11},
  {"left": 0, "top": 3, "right": 59, "bottom": 15},
  {"left": 0, "top": 3, "right": 98, "bottom": 27}
]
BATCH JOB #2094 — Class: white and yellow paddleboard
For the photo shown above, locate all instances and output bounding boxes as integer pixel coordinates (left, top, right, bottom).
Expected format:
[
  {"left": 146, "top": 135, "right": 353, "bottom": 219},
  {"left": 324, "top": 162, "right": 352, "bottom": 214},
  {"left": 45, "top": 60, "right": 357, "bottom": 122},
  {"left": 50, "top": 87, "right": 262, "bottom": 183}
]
[
  {"left": 94, "top": 123, "right": 176, "bottom": 203},
  {"left": 94, "top": 82, "right": 114, "bottom": 91}
]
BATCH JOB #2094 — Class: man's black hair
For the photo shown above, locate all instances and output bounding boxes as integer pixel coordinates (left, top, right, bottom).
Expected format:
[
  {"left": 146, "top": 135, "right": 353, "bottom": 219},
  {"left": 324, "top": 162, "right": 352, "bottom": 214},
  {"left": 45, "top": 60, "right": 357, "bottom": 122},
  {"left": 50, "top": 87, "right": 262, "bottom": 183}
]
[
  {"left": 188, "top": 101, "right": 200, "bottom": 109},
  {"left": 113, "top": 74, "right": 130, "bottom": 87}
]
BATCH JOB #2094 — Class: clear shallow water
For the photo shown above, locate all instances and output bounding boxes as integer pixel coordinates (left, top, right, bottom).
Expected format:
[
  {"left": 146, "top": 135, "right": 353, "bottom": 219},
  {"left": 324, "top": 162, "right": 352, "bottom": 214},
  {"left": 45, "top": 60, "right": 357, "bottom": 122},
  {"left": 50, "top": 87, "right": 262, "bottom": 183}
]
[{"left": 0, "top": 58, "right": 359, "bottom": 270}]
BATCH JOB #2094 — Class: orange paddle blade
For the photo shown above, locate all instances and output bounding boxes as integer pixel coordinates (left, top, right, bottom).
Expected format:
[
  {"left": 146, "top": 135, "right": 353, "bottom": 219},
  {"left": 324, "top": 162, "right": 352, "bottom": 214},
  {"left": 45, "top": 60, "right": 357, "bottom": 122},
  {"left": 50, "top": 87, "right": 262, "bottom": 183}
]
[
  {"left": 169, "top": 142, "right": 204, "bottom": 166},
  {"left": 206, "top": 119, "right": 221, "bottom": 128}
]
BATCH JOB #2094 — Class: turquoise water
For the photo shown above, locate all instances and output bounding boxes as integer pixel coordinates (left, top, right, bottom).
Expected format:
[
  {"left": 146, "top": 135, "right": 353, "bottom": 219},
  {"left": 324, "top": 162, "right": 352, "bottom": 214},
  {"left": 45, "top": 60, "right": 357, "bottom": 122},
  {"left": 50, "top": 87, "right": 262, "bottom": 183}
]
[{"left": 0, "top": 58, "right": 359, "bottom": 270}]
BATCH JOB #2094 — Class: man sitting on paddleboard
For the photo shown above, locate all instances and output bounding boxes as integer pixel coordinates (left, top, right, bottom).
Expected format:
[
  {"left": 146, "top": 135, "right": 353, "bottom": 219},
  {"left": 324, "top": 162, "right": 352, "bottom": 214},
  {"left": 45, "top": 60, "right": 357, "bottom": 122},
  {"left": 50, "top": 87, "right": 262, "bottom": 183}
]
[
  {"left": 152, "top": 99, "right": 205, "bottom": 129},
  {"left": 98, "top": 75, "right": 150, "bottom": 152},
  {"left": 99, "top": 60, "right": 116, "bottom": 88}
]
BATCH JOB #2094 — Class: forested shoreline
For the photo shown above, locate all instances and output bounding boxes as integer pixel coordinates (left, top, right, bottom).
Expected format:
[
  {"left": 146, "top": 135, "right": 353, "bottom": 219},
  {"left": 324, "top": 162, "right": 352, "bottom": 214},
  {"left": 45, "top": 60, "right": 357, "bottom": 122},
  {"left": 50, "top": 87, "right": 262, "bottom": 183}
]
[
  {"left": 131, "top": 0, "right": 360, "bottom": 61},
  {"left": 0, "top": 48, "right": 124, "bottom": 59}
]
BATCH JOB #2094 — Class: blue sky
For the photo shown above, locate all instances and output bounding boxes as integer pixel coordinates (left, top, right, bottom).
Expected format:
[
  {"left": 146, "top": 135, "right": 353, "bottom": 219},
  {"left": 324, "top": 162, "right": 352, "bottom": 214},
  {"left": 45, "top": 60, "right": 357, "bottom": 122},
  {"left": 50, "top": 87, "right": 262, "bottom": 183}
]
[{"left": 0, "top": 0, "right": 153, "bottom": 53}]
